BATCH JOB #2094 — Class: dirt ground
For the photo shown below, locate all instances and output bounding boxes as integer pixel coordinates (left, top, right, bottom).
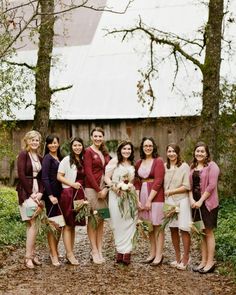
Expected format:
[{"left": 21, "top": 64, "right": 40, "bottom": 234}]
[{"left": 0, "top": 223, "right": 235, "bottom": 295}]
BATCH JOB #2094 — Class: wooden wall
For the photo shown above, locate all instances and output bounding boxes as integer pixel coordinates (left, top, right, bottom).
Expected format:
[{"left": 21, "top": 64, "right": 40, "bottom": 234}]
[{"left": 0, "top": 116, "right": 201, "bottom": 181}]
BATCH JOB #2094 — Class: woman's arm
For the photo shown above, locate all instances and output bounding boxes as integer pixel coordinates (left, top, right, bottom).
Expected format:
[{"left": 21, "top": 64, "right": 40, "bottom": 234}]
[
  {"left": 57, "top": 172, "right": 81, "bottom": 190},
  {"left": 84, "top": 149, "right": 101, "bottom": 192},
  {"left": 193, "top": 162, "right": 220, "bottom": 209},
  {"left": 145, "top": 158, "right": 165, "bottom": 210}
]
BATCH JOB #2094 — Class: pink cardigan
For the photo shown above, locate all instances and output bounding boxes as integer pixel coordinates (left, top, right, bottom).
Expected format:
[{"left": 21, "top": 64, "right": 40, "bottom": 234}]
[{"left": 190, "top": 161, "right": 220, "bottom": 211}]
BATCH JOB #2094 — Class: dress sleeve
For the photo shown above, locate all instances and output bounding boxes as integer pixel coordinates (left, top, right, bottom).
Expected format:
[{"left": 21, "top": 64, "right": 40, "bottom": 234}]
[
  {"left": 151, "top": 157, "right": 165, "bottom": 192},
  {"left": 58, "top": 156, "right": 67, "bottom": 174},
  {"left": 105, "top": 158, "right": 118, "bottom": 174},
  {"left": 134, "top": 160, "right": 142, "bottom": 190},
  {"left": 181, "top": 163, "right": 190, "bottom": 190},
  {"left": 84, "top": 149, "right": 101, "bottom": 192},
  {"left": 42, "top": 155, "right": 53, "bottom": 196},
  {"left": 205, "top": 162, "right": 220, "bottom": 194},
  {"left": 17, "top": 151, "right": 32, "bottom": 195}
]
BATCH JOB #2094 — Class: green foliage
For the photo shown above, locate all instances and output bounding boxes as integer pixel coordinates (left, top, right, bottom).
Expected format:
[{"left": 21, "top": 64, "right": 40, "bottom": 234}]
[
  {"left": 106, "top": 140, "right": 119, "bottom": 153},
  {"left": 0, "top": 186, "right": 46, "bottom": 247},
  {"left": 0, "top": 186, "right": 25, "bottom": 246},
  {"left": 215, "top": 197, "right": 236, "bottom": 275},
  {"left": 218, "top": 82, "right": 236, "bottom": 196},
  {"left": 0, "top": 122, "right": 18, "bottom": 162}
]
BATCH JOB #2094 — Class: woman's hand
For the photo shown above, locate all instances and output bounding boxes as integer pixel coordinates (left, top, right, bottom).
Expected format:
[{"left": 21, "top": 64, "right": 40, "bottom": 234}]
[
  {"left": 98, "top": 188, "right": 108, "bottom": 199},
  {"left": 72, "top": 182, "right": 81, "bottom": 190},
  {"left": 192, "top": 199, "right": 203, "bottom": 209},
  {"left": 30, "top": 193, "right": 37, "bottom": 200},
  {"left": 49, "top": 195, "right": 58, "bottom": 205},
  {"left": 144, "top": 199, "right": 152, "bottom": 211},
  {"left": 137, "top": 201, "right": 143, "bottom": 211},
  {"left": 36, "top": 192, "right": 43, "bottom": 200},
  {"left": 164, "top": 190, "right": 171, "bottom": 197}
]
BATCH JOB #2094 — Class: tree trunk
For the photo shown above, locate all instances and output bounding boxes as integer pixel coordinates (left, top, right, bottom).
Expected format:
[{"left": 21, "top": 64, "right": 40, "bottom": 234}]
[
  {"left": 201, "top": 0, "right": 223, "bottom": 160},
  {"left": 33, "top": 0, "right": 55, "bottom": 148}
]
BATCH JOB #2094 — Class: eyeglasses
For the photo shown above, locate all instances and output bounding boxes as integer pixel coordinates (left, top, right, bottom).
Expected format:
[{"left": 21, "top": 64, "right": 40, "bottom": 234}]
[{"left": 143, "top": 145, "right": 153, "bottom": 148}]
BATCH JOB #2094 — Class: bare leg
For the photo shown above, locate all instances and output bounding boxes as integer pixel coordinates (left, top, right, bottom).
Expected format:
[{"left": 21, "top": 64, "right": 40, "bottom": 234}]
[
  {"left": 97, "top": 220, "right": 105, "bottom": 261},
  {"left": 87, "top": 219, "right": 102, "bottom": 264},
  {"left": 48, "top": 231, "right": 59, "bottom": 257},
  {"left": 71, "top": 227, "right": 75, "bottom": 252},
  {"left": 152, "top": 225, "right": 164, "bottom": 263},
  {"left": 62, "top": 225, "right": 78, "bottom": 264},
  {"left": 196, "top": 234, "right": 208, "bottom": 269},
  {"left": 146, "top": 231, "right": 156, "bottom": 260},
  {"left": 203, "top": 228, "right": 215, "bottom": 270},
  {"left": 48, "top": 230, "right": 61, "bottom": 265},
  {"left": 25, "top": 220, "right": 38, "bottom": 268},
  {"left": 170, "top": 227, "right": 181, "bottom": 263},
  {"left": 180, "top": 230, "right": 191, "bottom": 265}
]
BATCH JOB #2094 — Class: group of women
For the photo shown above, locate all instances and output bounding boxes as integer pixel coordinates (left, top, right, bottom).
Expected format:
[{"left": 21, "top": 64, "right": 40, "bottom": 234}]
[{"left": 16, "top": 128, "right": 220, "bottom": 275}]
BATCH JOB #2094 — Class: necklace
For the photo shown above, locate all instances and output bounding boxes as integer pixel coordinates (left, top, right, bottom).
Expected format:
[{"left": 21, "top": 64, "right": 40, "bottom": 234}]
[
  {"left": 29, "top": 152, "right": 39, "bottom": 162},
  {"left": 50, "top": 153, "right": 59, "bottom": 161}
]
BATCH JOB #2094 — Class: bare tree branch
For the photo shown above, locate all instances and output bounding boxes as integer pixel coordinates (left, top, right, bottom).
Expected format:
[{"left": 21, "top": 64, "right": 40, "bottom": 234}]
[
  {"left": 2, "top": 59, "right": 36, "bottom": 70},
  {"left": 36, "top": 0, "right": 134, "bottom": 16},
  {"left": 50, "top": 84, "right": 73, "bottom": 94}
]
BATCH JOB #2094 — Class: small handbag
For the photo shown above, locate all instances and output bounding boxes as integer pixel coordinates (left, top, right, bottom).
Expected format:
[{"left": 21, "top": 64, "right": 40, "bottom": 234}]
[
  {"left": 24, "top": 198, "right": 38, "bottom": 218},
  {"left": 193, "top": 208, "right": 205, "bottom": 231},
  {"left": 73, "top": 188, "right": 85, "bottom": 209},
  {"left": 48, "top": 204, "right": 66, "bottom": 227},
  {"left": 97, "top": 207, "right": 110, "bottom": 219}
]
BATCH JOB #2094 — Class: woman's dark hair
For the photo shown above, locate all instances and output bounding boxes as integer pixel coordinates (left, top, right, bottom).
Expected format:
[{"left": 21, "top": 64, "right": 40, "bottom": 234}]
[
  {"left": 139, "top": 137, "right": 158, "bottom": 159},
  {"left": 166, "top": 143, "right": 183, "bottom": 169},
  {"left": 190, "top": 141, "right": 211, "bottom": 169},
  {"left": 90, "top": 127, "right": 109, "bottom": 156},
  {"left": 70, "top": 137, "right": 84, "bottom": 169},
  {"left": 117, "top": 140, "right": 135, "bottom": 165},
  {"left": 44, "top": 134, "right": 63, "bottom": 160}
]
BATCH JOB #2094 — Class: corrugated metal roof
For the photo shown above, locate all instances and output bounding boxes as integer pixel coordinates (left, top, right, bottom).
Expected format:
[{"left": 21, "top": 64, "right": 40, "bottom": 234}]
[{"left": 9, "top": 0, "right": 236, "bottom": 120}]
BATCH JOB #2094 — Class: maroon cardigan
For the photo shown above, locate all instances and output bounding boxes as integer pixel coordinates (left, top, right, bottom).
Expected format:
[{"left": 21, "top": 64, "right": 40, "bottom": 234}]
[
  {"left": 16, "top": 151, "right": 44, "bottom": 205},
  {"left": 84, "top": 147, "right": 110, "bottom": 192},
  {"left": 135, "top": 157, "right": 165, "bottom": 203}
]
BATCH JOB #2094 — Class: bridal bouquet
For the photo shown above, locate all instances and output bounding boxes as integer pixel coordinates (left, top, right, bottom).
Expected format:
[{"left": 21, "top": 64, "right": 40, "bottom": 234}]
[
  {"left": 74, "top": 200, "right": 91, "bottom": 223},
  {"left": 113, "top": 173, "right": 138, "bottom": 219},
  {"left": 132, "top": 219, "right": 153, "bottom": 247},
  {"left": 74, "top": 200, "right": 103, "bottom": 229},
  {"left": 160, "top": 203, "right": 180, "bottom": 231},
  {"left": 32, "top": 201, "right": 61, "bottom": 237}
]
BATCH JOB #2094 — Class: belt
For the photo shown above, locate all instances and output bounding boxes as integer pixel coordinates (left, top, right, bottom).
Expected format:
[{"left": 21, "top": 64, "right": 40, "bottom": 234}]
[
  {"left": 26, "top": 176, "right": 38, "bottom": 179},
  {"left": 141, "top": 178, "right": 154, "bottom": 183}
]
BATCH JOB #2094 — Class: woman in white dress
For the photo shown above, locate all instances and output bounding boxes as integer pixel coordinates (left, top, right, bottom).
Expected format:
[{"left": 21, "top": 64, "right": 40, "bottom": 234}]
[
  {"left": 105, "top": 140, "right": 137, "bottom": 265},
  {"left": 164, "top": 143, "right": 192, "bottom": 270}
]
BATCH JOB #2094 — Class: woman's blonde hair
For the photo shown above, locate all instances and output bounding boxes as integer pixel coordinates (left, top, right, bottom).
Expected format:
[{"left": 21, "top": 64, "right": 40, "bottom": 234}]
[{"left": 23, "top": 130, "right": 42, "bottom": 151}]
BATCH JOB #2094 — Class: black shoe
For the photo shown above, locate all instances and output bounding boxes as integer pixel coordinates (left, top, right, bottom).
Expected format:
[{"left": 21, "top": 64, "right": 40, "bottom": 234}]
[
  {"left": 142, "top": 257, "right": 155, "bottom": 264},
  {"left": 192, "top": 266, "right": 204, "bottom": 272},
  {"left": 198, "top": 264, "right": 216, "bottom": 274}
]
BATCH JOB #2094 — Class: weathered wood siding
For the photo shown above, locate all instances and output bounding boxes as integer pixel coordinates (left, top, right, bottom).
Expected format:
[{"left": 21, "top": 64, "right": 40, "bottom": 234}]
[{"left": 0, "top": 116, "right": 201, "bottom": 181}]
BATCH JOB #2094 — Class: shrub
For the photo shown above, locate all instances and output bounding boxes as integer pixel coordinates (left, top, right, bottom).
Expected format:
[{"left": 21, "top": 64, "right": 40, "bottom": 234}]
[
  {"left": 0, "top": 186, "right": 46, "bottom": 247},
  {"left": 215, "top": 197, "right": 236, "bottom": 275}
]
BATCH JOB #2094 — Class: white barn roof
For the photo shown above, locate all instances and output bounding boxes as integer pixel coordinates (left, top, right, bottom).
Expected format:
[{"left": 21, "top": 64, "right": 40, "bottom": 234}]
[{"left": 10, "top": 0, "right": 236, "bottom": 120}]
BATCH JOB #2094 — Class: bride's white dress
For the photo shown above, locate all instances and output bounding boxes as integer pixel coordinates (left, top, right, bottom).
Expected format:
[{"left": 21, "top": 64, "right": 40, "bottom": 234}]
[{"left": 106, "top": 160, "right": 137, "bottom": 254}]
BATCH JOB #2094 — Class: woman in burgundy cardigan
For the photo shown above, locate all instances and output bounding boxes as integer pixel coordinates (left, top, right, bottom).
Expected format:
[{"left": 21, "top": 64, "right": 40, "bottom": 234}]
[
  {"left": 16, "top": 130, "right": 44, "bottom": 269},
  {"left": 135, "top": 137, "right": 165, "bottom": 266},
  {"left": 84, "top": 127, "right": 110, "bottom": 264}
]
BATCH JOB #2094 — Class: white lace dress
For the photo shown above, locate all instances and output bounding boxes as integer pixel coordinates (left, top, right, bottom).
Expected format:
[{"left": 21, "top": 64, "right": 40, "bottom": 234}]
[{"left": 106, "top": 159, "right": 137, "bottom": 254}]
